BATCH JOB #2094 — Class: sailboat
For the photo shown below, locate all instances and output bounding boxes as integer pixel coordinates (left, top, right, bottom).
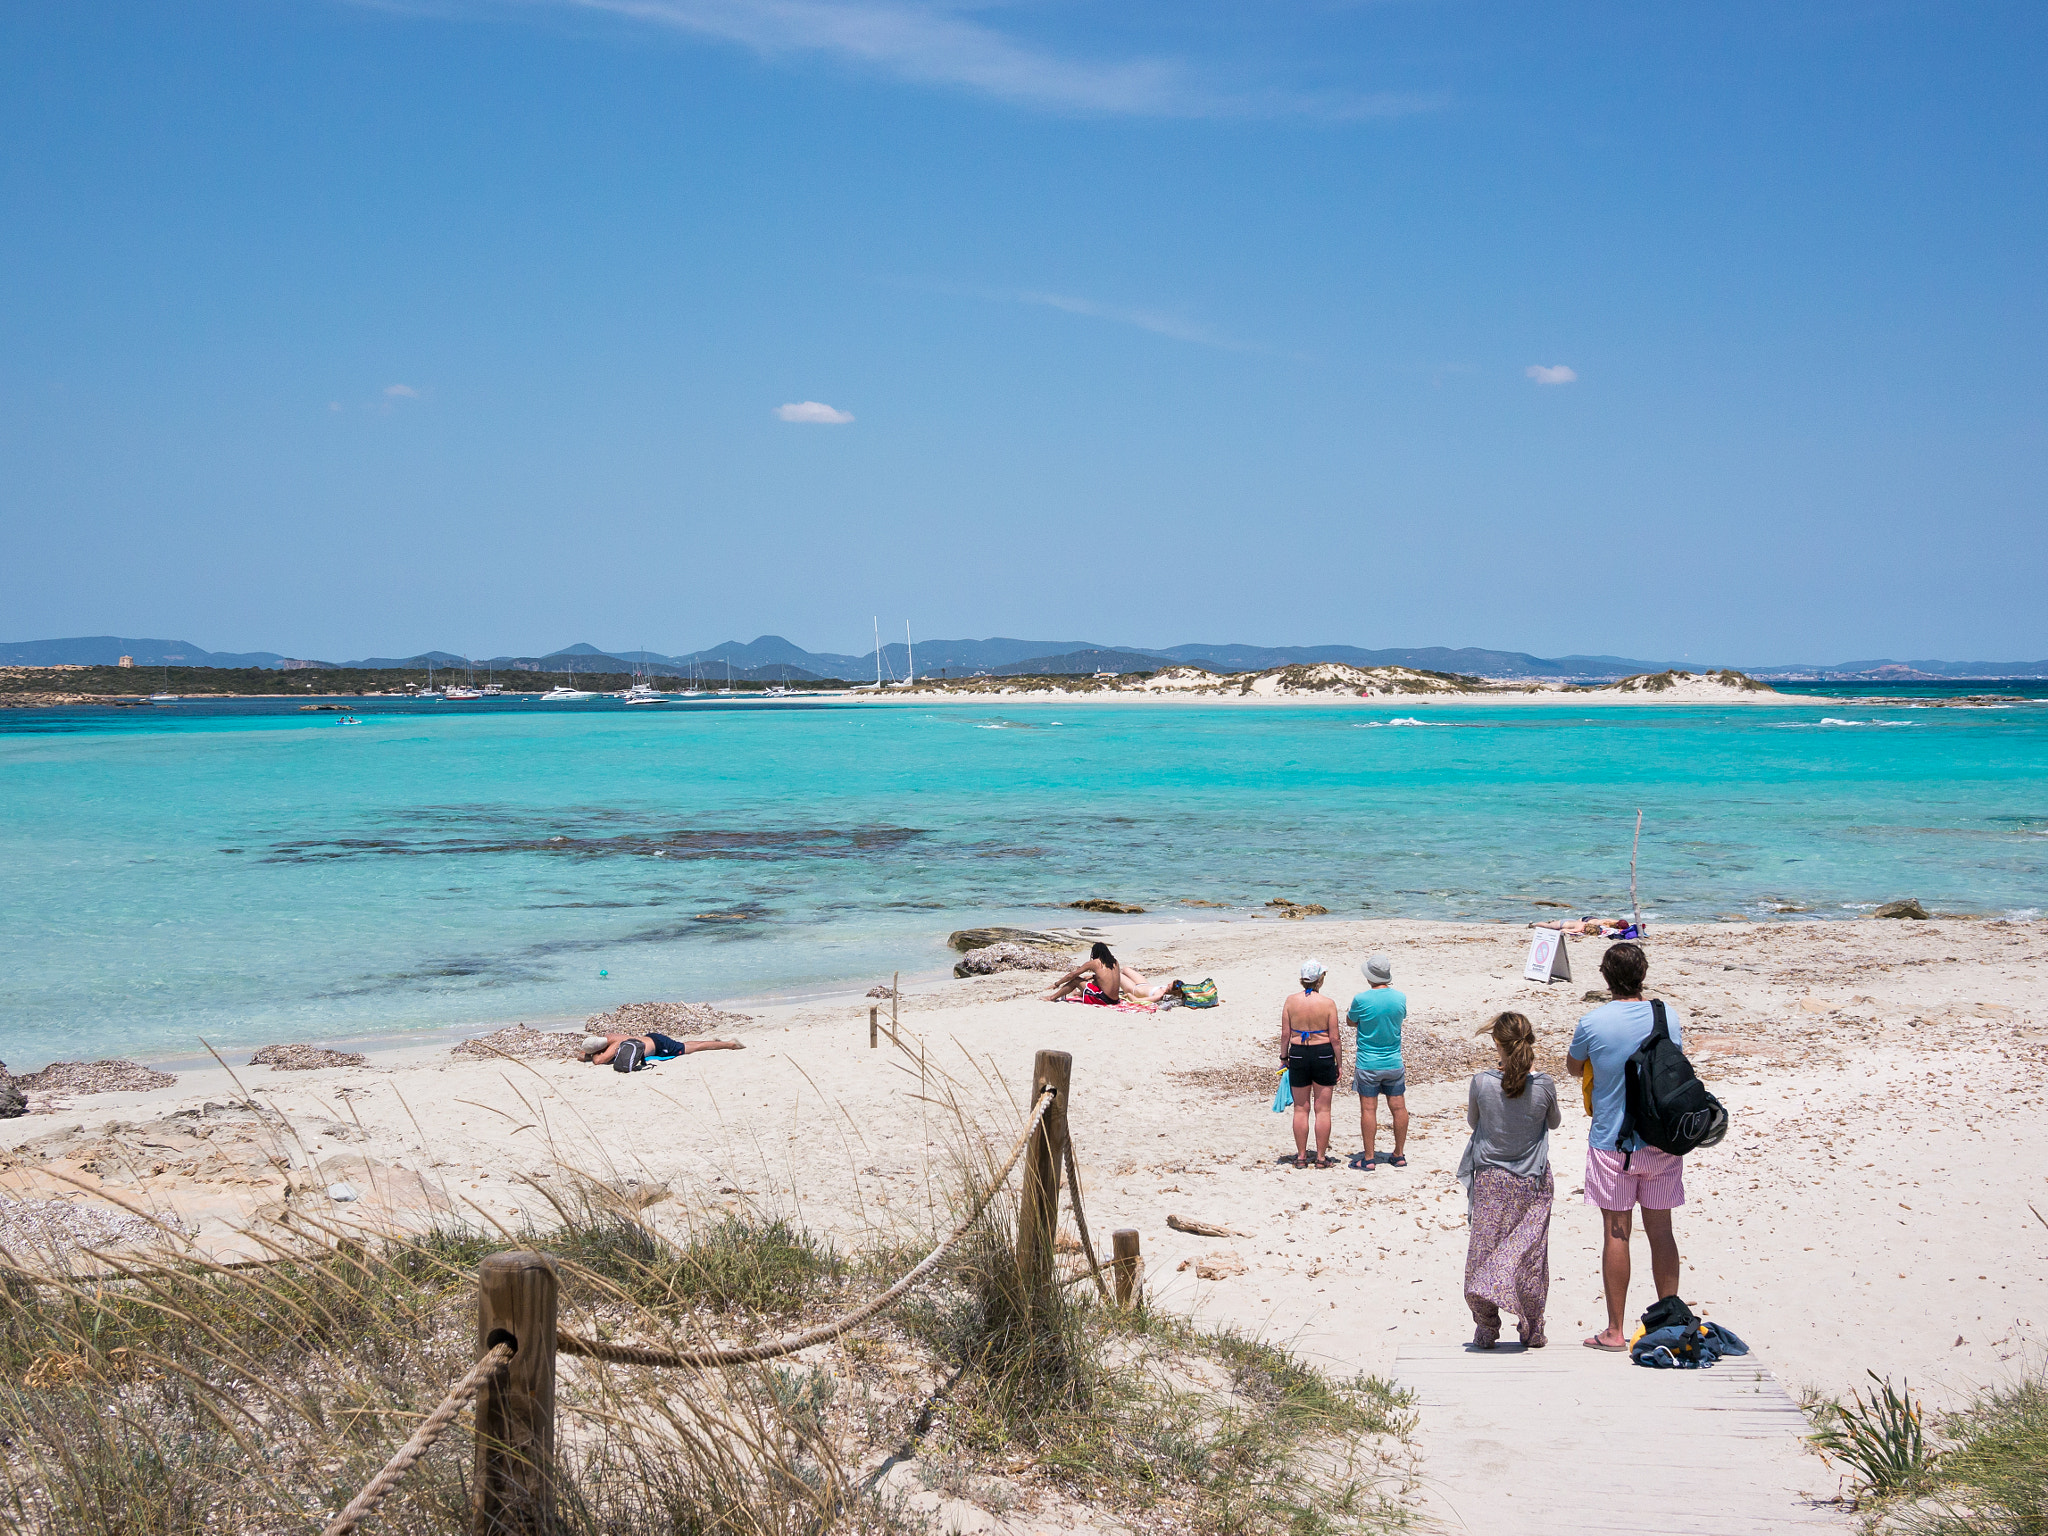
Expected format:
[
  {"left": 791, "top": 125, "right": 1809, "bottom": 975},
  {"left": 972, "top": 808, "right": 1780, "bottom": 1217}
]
[{"left": 889, "top": 622, "right": 916, "bottom": 688}]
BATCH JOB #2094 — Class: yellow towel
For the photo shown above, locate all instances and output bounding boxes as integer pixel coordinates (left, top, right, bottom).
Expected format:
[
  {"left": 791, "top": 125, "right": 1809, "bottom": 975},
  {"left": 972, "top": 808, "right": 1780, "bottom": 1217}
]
[{"left": 1579, "top": 1067, "right": 1595, "bottom": 1117}]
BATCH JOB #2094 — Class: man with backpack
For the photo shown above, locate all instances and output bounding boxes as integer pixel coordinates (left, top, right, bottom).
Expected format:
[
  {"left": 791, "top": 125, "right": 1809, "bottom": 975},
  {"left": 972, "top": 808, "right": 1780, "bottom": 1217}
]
[{"left": 1568, "top": 941, "right": 1697, "bottom": 1352}]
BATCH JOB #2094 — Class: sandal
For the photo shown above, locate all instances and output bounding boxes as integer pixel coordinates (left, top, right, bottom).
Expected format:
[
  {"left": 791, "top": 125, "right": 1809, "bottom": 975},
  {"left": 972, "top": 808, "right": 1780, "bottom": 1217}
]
[
  {"left": 1293, "top": 1153, "right": 1310, "bottom": 1169},
  {"left": 1387, "top": 1153, "right": 1408, "bottom": 1168},
  {"left": 1315, "top": 1156, "right": 1337, "bottom": 1169}
]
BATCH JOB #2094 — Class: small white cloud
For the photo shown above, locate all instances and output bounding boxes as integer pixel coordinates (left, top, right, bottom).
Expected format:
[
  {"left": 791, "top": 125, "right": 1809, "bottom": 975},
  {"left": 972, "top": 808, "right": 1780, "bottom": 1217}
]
[
  {"left": 384, "top": 383, "right": 419, "bottom": 398},
  {"left": 776, "top": 401, "right": 855, "bottom": 424},
  {"left": 1525, "top": 364, "right": 1578, "bottom": 385}
]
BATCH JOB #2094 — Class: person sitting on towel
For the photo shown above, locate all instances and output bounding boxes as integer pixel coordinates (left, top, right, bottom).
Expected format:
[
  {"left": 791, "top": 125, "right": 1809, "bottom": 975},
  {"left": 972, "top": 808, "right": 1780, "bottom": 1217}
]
[
  {"left": 1044, "top": 942, "right": 1130, "bottom": 1004},
  {"left": 582, "top": 1031, "right": 745, "bottom": 1065}
]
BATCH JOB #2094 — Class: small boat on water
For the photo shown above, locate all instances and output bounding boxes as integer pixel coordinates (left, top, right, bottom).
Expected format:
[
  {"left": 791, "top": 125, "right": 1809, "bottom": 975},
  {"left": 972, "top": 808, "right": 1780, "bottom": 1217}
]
[
  {"left": 337, "top": 715, "right": 363, "bottom": 725},
  {"left": 443, "top": 686, "right": 484, "bottom": 700},
  {"left": 149, "top": 693, "right": 178, "bottom": 703},
  {"left": 541, "top": 685, "right": 595, "bottom": 701},
  {"left": 614, "top": 681, "right": 665, "bottom": 703}
]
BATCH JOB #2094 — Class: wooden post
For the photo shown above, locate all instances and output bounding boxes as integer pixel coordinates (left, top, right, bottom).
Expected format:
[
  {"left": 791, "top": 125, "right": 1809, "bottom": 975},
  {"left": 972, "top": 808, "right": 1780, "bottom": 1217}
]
[
  {"left": 1112, "top": 1229, "right": 1141, "bottom": 1308},
  {"left": 869, "top": 1005, "right": 879, "bottom": 1048},
  {"left": 1015, "top": 1049, "right": 1073, "bottom": 1310},
  {"left": 890, "top": 972, "right": 900, "bottom": 1044},
  {"left": 474, "top": 1251, "right": 559, "bottom": 1536}
]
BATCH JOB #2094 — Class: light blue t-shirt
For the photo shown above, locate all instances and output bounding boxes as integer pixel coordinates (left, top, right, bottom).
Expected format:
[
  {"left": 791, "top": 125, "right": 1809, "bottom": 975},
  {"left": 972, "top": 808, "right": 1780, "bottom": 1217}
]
[
  {"left": 1347, "top": 987, "right": 1406, "bottom": 1072},
  {"left": 1569, "top": 999, "right": 1685, "bottom": 1152}
]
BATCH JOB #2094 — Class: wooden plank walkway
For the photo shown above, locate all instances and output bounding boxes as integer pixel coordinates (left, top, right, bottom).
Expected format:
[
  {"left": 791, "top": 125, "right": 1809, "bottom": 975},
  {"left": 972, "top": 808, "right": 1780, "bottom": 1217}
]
[{"left": 1394, "top": 1342, "right": 1850, "bottom": 1533}]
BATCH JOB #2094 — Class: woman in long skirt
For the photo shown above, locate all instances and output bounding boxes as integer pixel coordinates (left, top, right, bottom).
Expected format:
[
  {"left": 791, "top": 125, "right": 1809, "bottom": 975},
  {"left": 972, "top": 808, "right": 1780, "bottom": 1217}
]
[{"left": 1457, "top": 1012, "right": 1561, "bottom": 1348}]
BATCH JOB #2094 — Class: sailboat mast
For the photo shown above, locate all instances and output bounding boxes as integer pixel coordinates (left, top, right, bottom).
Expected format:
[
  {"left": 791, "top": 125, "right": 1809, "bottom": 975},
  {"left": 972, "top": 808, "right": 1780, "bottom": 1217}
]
[
  {"left": 873, "top": 617, "right": 881, "bottom": 688},
  {"left": 906, "top": 622, "right": 914, "bottom": 685}
]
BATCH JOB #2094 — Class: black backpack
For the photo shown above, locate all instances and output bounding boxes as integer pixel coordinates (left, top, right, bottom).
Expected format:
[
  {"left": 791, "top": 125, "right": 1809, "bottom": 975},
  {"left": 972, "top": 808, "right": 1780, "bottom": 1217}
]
[
  {"left": 1620, "top": 1000, "right": 1727, "bottom": 1164},
  {"left": 612, "top": 1038, "right": 645, "bottom": 1073}
]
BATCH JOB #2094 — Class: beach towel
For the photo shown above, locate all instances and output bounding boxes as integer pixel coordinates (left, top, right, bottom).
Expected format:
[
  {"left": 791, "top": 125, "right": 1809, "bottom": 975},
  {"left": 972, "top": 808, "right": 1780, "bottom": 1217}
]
[
  {"left": 1463, "top": 1167, "right": 1553, "bottom": 1333},
  {"left": 1270, "top": 1069, "right": 1291, "bottom": 1113},
  {"left": 1059, "top": 994, "right": 1156, "bottom": 1013}
]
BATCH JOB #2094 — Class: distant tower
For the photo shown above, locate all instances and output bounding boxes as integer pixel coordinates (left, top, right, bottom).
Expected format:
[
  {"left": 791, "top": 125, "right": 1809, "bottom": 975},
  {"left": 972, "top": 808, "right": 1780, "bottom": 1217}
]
[{"left": 117, "top": 655, "right": 133, "bottom": 668}]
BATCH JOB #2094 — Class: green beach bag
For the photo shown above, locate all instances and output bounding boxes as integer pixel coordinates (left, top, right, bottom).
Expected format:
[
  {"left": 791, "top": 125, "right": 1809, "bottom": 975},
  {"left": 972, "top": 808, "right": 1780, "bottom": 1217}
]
[{"left": 1180, "top": 978, "right": 1219, "bottom": 1008}]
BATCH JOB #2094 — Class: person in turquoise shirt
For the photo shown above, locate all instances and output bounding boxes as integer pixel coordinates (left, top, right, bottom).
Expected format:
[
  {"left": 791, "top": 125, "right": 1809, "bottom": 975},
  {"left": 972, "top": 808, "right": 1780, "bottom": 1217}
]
[{"left": 1348, "top": 954, "right": 1409, "bottom": 1170}]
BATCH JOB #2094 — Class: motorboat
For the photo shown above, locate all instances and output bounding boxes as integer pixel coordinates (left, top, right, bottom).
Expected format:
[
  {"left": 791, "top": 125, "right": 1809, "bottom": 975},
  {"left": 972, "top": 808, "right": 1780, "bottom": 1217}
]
[
  {"left": 615, "top": 681, "right": 666, "bottom": 703},
  {"left": 443, "top": 686, "right": 484, "bottom": 700},
  {"left": 540, "top": 685, "right": 594, "bottom": 701}
]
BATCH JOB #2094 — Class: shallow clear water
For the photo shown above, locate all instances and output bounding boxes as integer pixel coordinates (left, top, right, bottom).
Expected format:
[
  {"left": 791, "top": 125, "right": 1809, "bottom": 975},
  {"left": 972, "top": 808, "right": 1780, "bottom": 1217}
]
[{"left": 3, "top": 695, "right": 2044, "bottom": 1069}]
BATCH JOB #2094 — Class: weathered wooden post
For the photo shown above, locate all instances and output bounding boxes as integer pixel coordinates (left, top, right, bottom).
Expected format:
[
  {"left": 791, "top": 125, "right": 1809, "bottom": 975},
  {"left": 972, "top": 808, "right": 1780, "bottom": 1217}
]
[
  {"left": 474, "top": 1251, "right": 559, "bottom": 1536},
  {"left": 869, "top": 1005, "right": 879, "bottom": 1049},
  {"left": 1015, "top": 1049, "right": 1072, "bottom": 1311},
  {"left": 1112, "top": 1229, "right": 1141, "bottom": 1308}
]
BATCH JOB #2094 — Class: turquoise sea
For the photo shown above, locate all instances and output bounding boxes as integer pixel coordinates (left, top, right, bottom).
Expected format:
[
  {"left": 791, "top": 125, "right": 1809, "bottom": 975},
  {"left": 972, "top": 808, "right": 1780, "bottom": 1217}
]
[{"left": 3, "top": 691, "right": 2044, "bottom": 1070}]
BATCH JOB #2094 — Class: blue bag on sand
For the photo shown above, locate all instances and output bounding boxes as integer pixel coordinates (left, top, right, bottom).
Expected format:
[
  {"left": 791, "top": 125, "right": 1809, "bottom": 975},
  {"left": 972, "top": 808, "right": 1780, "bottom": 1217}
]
[{"left": 1271, "top": 1069, "right": 1292, "bottom": 1112}]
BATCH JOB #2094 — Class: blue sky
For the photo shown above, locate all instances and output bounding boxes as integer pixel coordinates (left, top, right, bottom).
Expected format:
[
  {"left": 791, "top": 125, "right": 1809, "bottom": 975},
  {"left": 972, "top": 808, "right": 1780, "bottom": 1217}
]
[{"left": 2, "top": 1, "right": 2043, "bottom": 664}]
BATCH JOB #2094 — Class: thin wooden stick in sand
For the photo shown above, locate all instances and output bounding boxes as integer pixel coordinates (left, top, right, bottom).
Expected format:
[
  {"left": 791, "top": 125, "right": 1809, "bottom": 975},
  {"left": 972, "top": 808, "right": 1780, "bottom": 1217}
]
[{"left": 1631, "top": 808, "right": 1643, "bottom": 929}]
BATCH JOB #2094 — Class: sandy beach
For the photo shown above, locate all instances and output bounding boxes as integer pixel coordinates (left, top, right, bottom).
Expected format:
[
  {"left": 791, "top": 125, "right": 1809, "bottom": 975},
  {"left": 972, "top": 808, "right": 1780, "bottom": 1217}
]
[{"left": 7, "top": 913, "right": 2041, "bottom": 1437}]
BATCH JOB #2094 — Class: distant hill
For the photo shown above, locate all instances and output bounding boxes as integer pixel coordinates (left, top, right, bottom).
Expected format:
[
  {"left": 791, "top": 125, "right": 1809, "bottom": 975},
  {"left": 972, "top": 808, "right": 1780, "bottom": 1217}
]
[
  {"left": 0, "top": 636, "right": 300, "bottom": 668},
  {"left": 987, "top": 648, "right": 1201, "bottom": 677},
  {"left": 10, "top": 633, "right": 2046, "bottom": 681}
]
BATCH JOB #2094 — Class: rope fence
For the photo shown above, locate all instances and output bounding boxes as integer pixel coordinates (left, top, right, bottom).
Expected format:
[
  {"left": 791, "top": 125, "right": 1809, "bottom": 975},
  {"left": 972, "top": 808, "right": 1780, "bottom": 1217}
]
[
  {"left": 316, "top": 1047, "right": 1136, "bottom": 1536},
  {"left": 556, "top": 1086, "right": 1055, "bottom": 1370},
  {"left": 319, "top": 1342, "right": 512, "bottom": 1536}
]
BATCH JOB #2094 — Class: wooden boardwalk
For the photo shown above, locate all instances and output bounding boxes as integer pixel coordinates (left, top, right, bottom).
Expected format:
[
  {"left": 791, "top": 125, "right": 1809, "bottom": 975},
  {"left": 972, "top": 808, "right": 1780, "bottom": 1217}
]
[{"left": 1394, "top": 1342, "right": 1851, "bottom": 1533}]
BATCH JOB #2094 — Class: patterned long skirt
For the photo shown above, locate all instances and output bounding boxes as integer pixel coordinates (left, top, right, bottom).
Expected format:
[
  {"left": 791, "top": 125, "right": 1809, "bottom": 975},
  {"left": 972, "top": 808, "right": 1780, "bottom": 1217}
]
[{"left": 1464, "top": 1167, "right": 1553, "bottom": 1331}]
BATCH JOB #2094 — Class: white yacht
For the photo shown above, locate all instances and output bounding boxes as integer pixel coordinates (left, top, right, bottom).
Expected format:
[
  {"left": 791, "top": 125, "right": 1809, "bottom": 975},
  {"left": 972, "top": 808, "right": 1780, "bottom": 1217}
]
[{"left": 541, "top": 684, "right": 594, "bottom": 701}]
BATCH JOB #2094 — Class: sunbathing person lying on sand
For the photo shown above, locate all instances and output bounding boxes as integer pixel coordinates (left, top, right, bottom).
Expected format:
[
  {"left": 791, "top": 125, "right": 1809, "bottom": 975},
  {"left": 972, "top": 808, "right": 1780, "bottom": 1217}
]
[
  {"left": 581, "top": 1031, "right": 745, "bottom": 1065},
  {"left": 1044, "top": 942, "right": 1131, "bottom": 1004},
  {"left": 1529, "top": 918, "right": 1642, "bottom": 938}
]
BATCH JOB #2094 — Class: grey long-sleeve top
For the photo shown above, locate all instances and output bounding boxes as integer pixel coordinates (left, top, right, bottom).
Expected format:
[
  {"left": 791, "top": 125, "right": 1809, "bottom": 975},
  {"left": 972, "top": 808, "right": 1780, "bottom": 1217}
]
[{"left": 1455, "top": 1069, "right": 1561, "bottom": 1193}]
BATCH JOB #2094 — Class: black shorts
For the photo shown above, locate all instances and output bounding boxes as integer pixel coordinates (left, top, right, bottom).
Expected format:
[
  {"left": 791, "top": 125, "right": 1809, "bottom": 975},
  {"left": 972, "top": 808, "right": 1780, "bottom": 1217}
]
[
  {"left": 1288, "top": 1042, "right": 1337, "bottom": 1089},
  {"left": 647, "top": 1032, "right": 687, "bottom": 1057}
]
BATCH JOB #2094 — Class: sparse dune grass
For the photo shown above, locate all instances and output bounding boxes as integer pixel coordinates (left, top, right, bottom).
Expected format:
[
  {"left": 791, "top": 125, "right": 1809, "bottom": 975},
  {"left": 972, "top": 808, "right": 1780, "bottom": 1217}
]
[{"left": 0, "top": 1072, "right": 1417, "bottom": 1535}]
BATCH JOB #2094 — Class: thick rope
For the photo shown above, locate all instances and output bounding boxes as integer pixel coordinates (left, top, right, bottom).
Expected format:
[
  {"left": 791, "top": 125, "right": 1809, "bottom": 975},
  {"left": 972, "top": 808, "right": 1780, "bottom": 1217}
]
[
  {"left": 559, "top": 1087, "right": 1056, "bottom": 1370},
  {"left": 320, "top": 1341, "right": 512, "bottom": 1536},
  {"left": 1061, "top": 1136, "right": 1110, "bottom": 1301}
]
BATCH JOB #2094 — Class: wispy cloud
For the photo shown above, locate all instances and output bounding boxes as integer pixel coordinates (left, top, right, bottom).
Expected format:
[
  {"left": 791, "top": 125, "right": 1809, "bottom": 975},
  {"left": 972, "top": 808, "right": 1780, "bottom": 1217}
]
[
  {"left": 384, "top": 383, "right": 420, "bottom": 398},
  {"left": 776, "top": 400, "right": 855, "bottom": 423},
  {"left": 1525, "top": 364, "right": 1578, "bottom": 385},
  {"left": 1017, "top": 290, "right": 1242, "bottom": 348},
  {"left": 378, "top": 0, "right": 1442, "bottom": 119}
]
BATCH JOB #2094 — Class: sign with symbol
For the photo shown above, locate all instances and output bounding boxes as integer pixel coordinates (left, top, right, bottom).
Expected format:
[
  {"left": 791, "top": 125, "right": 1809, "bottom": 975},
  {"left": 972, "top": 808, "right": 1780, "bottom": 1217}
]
[{"left": 1524, "top": 930, "right": 1572, "bottom": 984}]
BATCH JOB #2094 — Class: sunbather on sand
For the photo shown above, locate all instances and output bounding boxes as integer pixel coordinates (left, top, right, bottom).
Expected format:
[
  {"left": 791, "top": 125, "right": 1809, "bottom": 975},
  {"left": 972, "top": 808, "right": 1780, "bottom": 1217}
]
[
  {"left": 581, "top": 1031, "right": 745, "bottom": 1064},
  {"left": 1044, "top": 943, "right": 1130, "bottom": 1004},
  {"left": 1529, "top": 917, "right": 1641, "bottom": 938}
]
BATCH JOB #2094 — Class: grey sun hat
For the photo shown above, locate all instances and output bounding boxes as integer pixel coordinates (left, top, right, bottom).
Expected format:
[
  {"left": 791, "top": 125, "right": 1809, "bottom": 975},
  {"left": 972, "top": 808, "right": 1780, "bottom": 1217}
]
[
  {"left": 580, "top": 1033, "right": 608, "bottom": 1055},
  {"left": 1299, "top": 957, "right": 1326, "bottom": 983},
  {"left": 1364, "top": 954, "right": 1393, "bottom": 984}
]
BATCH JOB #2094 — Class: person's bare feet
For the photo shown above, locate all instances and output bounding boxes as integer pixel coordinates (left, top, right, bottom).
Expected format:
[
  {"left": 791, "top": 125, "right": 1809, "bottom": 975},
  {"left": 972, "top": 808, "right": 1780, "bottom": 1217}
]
[{"left": 1583, "top": 1328, "right": 1628, "bottom": 1351}]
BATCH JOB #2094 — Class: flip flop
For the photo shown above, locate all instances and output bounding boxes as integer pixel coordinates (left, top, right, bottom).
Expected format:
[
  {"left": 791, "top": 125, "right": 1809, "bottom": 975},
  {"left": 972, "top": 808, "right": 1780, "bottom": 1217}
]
[{"left": 1583, "top": 1336, "right": 1627, "bottom": 1352}]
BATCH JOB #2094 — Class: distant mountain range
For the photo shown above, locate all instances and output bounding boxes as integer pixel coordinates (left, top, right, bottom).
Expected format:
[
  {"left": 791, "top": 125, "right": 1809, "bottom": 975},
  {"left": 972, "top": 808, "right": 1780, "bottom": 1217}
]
[{"left": 6, "top": 633, "right": 2047, "bottom": 682}]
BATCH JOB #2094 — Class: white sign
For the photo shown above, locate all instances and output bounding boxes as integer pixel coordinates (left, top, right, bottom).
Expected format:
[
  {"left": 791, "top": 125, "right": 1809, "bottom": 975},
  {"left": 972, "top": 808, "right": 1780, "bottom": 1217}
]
[{"left": 1523, "top": 930, "right": 1573, "bottom": 984}]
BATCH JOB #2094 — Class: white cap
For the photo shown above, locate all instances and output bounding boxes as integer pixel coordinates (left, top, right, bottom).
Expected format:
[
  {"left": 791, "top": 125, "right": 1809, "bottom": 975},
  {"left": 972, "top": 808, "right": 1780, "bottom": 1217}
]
[
  {"left": 1300, "top": 957, "right": 1326, "bottom": 982},
  {"left": 580, "top": 1034, "right": 608, "bottom": 1055}
]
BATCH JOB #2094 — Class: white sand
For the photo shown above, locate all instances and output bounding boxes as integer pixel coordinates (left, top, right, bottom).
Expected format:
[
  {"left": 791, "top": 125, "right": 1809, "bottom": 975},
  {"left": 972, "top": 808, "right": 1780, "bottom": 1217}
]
[{"left": 4, "top": 916, "right": 2041, "bottom": 1427}]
